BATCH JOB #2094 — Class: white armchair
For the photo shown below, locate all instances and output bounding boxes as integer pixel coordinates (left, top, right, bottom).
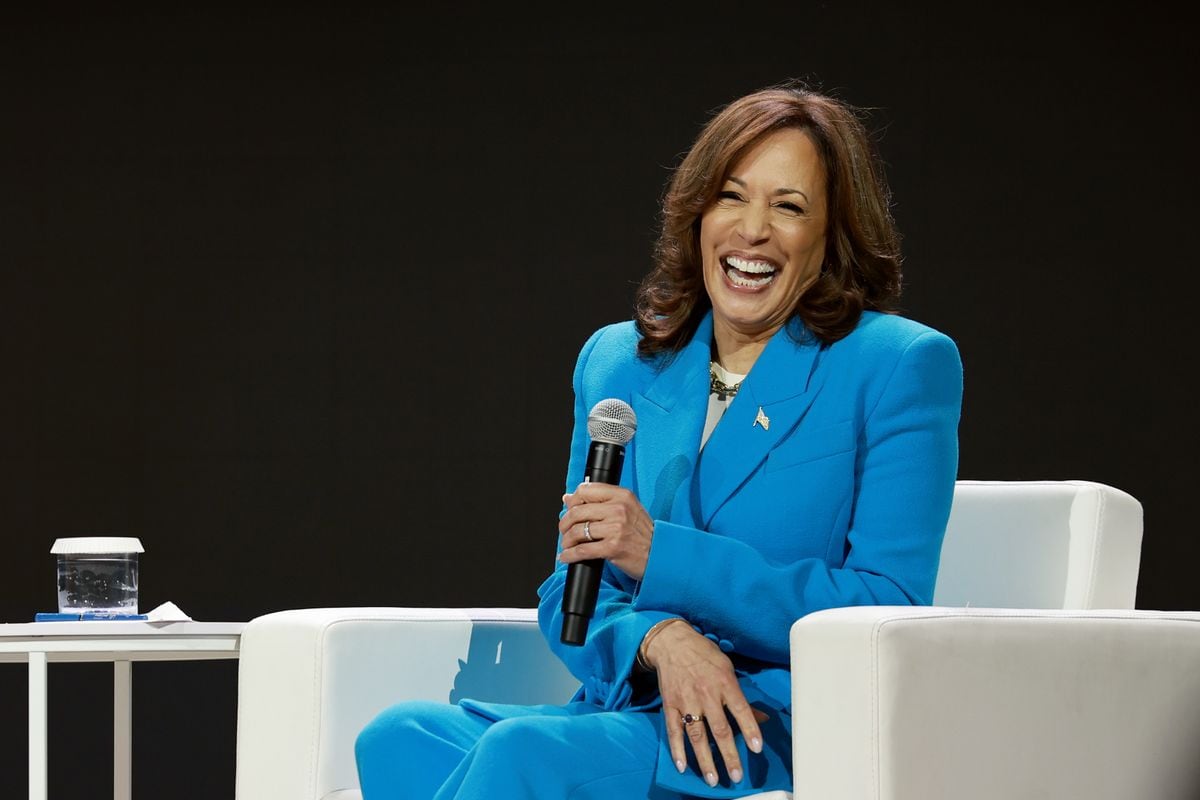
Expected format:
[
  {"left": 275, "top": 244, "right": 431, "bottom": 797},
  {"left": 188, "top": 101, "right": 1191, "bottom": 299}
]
[{"left": 235, "top": 480, "right": 1200, "bottom": 800}]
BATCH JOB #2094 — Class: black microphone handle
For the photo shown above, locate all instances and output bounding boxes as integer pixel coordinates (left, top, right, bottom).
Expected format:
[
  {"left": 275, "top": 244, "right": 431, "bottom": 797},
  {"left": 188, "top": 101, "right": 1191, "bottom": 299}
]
[
  {"left": 560, "top": 440, "right": 626, "bottom": 645},
  {"left": 583, "top": 440, "right": 624, "bottom": 486},
  {"left": 560, "top": 560, "right": 603, "bottom": 645}
]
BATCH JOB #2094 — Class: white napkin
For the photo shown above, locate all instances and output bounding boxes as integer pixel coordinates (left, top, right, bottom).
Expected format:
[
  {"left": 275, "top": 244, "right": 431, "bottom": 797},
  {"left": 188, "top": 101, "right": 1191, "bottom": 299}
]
[{"left": 145, "top": 601, "right": 193, "bottom": 622}]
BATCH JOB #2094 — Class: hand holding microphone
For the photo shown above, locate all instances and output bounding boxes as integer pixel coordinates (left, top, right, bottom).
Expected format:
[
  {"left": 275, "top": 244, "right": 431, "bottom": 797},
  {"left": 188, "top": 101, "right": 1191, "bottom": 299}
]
[{"left": 559, "top": 398, "right": 651, "bottom": 645}]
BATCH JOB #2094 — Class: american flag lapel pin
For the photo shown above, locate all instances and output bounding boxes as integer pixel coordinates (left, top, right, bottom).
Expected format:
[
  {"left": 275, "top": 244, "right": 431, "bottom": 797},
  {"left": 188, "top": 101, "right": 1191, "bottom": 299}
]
[{"left": 753, "top": 406, "right": 770, "bottom": 431}]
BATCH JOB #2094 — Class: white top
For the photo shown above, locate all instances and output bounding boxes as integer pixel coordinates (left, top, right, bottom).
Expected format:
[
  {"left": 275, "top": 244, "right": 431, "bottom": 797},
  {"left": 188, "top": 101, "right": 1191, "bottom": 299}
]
[
  {"left": 51, "top": 537, "right": 144, "bottom": 555},
  {"left": 701, "top": 361, "right": 747, "bottom": 449}
]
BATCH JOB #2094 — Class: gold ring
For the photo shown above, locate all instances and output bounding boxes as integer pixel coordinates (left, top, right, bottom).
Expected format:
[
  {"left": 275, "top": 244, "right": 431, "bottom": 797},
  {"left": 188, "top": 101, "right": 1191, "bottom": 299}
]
[
  {"left": 682, "top": 712, "right": 704, "bottom": 725},
  {"left": 584, "top": 521, "right": 593, "bottom": 542}
]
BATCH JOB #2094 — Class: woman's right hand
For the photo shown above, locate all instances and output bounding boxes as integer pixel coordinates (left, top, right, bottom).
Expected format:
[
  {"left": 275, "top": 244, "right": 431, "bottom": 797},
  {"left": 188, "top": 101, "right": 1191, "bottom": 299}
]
[{"left": 642, "top": 620, "right": 766, "bottom": 788}]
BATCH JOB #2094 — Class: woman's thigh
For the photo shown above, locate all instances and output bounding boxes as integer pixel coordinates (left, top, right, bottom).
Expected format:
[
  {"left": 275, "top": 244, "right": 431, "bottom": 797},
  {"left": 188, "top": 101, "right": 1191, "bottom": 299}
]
[
  {"left": 356, "top": 699, "right": 493, "bottom": 800},
  {"left": 436, "top": 707, "right": 675, "bottom": 800},
  {"left": 357, "top": 699, "right": 677, "bottom": 800}
]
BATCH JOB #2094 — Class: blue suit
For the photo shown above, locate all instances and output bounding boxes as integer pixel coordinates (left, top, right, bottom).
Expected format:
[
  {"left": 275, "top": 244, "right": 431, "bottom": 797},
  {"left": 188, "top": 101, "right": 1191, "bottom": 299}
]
[{"left": 356, "top": 310, "right": 962, "bottom": 799}]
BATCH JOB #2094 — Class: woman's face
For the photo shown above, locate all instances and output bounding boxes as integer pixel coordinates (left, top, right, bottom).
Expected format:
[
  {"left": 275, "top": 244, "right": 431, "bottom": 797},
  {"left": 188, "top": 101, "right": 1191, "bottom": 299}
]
[{"left": 700, "top": 127, "right": 828, "bottom": 345}]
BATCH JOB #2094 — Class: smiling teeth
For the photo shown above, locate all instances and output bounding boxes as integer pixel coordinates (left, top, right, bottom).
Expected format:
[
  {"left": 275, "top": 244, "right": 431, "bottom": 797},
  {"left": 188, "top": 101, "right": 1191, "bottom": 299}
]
[
  {"left": 724, "top": 255, "right": 777, "bottom": 287},
  {"left": 729, "top": 271, "right": 774, "bottom": 288},
  {"left": 726, "top": 255, "right": 777, "bottom": 274}
]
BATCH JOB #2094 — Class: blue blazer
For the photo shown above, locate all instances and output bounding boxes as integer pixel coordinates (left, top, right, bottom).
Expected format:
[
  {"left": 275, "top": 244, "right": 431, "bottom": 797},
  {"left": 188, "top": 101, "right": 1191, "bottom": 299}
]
[{"left": 532, "top": 309, "right": 962, "bottom": 795}]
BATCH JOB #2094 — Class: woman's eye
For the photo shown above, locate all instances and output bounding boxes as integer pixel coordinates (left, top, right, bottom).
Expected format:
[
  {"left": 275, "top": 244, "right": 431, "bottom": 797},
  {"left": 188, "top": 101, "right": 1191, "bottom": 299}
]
[
  {"left": 717, "top": 190, "right": 744, "bottom": 202},
  {"left": 775, "top": 202, "right": 804, "bottom": 215}
]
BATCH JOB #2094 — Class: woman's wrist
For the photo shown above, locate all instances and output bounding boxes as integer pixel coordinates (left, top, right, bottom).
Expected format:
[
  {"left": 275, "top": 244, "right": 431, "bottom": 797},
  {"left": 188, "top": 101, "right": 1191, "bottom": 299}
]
[{"left": 636, "top": 617, "right": 685, "bottom": 672}]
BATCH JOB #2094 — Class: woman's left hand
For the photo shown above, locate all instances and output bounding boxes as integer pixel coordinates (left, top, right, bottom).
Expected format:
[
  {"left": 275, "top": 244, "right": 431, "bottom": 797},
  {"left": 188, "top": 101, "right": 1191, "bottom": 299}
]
[{"left": 558, "top": 482, "right": 654, "bottom": 581}]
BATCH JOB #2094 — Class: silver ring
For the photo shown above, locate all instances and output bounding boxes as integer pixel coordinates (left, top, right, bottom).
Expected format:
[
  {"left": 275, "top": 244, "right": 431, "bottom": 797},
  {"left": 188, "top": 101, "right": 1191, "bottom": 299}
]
[
  {"left": 583, "top": 521, "right": 593, "bottom": 542},
  {"left": 682, "top": 712, "right": 704, "bottom": 725}
]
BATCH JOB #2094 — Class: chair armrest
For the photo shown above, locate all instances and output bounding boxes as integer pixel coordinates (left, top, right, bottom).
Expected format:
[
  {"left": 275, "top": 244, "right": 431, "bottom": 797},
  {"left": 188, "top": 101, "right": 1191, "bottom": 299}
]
[
  {"left": 234, "top": 607, "right": 579, "bottom": 800},
  {"left": 790, "top": 606, "right": 1200, "bottom": 800}
]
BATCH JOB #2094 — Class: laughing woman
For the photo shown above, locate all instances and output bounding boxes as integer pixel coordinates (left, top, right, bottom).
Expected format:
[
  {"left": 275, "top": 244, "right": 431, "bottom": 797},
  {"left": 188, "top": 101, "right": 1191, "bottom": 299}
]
[{"left": 356, "top": 81, "right": 963, "bottom": 799}]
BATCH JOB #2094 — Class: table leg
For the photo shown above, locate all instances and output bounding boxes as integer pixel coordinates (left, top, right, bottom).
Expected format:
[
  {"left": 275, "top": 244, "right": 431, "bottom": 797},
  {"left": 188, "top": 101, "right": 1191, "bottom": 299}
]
[
  {"left": 28, "top": 651, "right": 47, "bottom": 800},
  {"left": 114, "top": 659, "right": 132, "bottom": 800}
]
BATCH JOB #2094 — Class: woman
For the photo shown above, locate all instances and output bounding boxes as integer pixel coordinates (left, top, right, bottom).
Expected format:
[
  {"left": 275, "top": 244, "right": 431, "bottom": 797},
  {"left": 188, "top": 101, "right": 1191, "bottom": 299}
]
[{"left": 356, "top": 82, "right": 962, "bottom": 799}]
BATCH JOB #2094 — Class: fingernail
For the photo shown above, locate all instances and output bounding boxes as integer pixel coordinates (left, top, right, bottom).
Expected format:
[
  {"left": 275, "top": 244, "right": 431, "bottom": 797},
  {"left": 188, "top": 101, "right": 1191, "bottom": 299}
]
[
  {"left": 750, "top": 736, "right": 762, "bottom": 753},
  {"left": 675, "top": 759, "right": 685, "bottom": 773},
  {"left": 730, "top": 767, "right": 743, "bottom": 783},
  {"left": 705, "top": 772, "right": 717, "bottom": 787}
]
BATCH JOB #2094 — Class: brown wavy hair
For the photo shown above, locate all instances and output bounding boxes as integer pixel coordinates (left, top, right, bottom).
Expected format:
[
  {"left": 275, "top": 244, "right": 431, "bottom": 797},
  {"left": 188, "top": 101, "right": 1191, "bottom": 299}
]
[{"left": 635, "top": 82, "right": 902, "bottom": 357}]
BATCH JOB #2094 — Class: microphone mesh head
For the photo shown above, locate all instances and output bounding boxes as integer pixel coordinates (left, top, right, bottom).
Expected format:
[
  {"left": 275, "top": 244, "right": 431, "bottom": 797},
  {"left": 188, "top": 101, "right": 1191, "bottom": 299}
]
[{"left": 587, "top": 398, "right": 637, "bottom": 445}]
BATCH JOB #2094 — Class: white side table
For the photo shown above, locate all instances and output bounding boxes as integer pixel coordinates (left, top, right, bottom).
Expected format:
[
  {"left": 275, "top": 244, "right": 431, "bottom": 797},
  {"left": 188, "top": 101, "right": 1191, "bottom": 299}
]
[{"left": 0, "top": 620, "right": 245, "bottom": 800}]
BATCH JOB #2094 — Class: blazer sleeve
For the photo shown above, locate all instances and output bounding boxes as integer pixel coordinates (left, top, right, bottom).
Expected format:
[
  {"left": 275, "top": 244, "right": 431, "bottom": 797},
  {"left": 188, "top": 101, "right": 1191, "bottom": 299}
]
[
  {"left": 536, "top": 326, "right": 675, "bottom": 711},
  {"left": 632, "top": 329, "right": 963, "bottom": 665}
]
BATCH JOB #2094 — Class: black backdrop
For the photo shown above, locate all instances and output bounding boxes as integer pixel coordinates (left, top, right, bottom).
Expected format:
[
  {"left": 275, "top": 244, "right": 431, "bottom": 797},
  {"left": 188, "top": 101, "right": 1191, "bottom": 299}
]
[{"left": 2, "top": 6, "right": 1195, "bottom": 798}]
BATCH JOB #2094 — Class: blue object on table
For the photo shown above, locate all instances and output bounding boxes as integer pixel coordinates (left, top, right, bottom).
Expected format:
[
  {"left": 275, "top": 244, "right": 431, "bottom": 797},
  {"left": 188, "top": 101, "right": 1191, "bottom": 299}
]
[{"left": 35, "top": 612, "right": 149, "bottom": 621}]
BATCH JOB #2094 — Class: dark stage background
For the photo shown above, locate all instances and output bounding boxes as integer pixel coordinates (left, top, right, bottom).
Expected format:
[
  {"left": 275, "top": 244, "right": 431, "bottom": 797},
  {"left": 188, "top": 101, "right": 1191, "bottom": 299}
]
[{"left": 2, "top": 6, "right": 1194, "bottom": 798}]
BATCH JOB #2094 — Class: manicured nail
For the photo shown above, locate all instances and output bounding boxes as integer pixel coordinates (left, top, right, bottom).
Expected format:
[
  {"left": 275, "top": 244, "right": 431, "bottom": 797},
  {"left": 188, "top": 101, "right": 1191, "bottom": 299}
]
[
  {"left": 675, "top": 759, "right": 685, "bottom": 773},
  {"left": 730, "top": 767, "right": 743, "bottom": 783},
  {"left": 705, "top": 772, "right": 717, "bottom": 787},
  {"left": 750, "top": 737, "right": 762, "bottom": 753}
]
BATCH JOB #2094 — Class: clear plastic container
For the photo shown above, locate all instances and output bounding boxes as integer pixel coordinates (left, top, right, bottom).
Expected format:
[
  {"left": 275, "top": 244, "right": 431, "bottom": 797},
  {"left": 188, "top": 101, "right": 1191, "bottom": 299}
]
[{"left": 51, "top": 537, "right": 144, "bottom": 614}]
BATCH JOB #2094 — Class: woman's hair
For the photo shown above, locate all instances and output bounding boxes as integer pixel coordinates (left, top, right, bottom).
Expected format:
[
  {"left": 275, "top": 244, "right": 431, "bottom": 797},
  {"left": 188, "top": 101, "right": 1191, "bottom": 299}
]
[{"left": 634, "top": 81, "right": 903, "bottom": 357}]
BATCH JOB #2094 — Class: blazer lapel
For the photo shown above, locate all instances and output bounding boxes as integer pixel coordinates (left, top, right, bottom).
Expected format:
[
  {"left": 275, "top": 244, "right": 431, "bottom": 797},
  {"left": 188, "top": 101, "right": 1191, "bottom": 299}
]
[
  {"left": 695, "top": 318, "right": 826, "bottom": 529},
  {"left": 632, "top": 314, "right": 712, "bottom": 527}
]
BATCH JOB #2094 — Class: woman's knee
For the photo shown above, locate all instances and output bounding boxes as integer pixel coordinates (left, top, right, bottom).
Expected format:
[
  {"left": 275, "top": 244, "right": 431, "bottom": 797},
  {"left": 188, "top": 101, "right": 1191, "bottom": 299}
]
[
  {"left": 356, "top": 699, "right": 474, "bottom": 767},
  {"left": 462, "top": 716, "right": 660, "bottom": 797},
  {"left": 471, "top": 715, "right": 577, "bottom": 763},
  {"left": 357, "top": 701, "right": 481, "bottom": 799}
]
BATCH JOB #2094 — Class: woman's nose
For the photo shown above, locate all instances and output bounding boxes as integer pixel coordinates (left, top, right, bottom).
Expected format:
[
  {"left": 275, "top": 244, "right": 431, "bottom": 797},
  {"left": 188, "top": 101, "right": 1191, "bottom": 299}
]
[{"left": 735, "top": 203, "right": 770, "bottom": 244}]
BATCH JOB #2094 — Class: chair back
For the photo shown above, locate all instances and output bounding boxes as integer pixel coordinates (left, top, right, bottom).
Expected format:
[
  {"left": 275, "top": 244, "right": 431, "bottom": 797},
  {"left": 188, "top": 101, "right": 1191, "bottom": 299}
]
[{"left": 932, "top": 480, "right": 1142, "bottom": 609}]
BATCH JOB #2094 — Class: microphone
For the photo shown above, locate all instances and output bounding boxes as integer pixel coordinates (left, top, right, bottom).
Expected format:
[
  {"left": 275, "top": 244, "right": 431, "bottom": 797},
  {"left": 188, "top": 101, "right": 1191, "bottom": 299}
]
[{"left": 560, "top": 398, "right": 637, "bottom": 646}]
